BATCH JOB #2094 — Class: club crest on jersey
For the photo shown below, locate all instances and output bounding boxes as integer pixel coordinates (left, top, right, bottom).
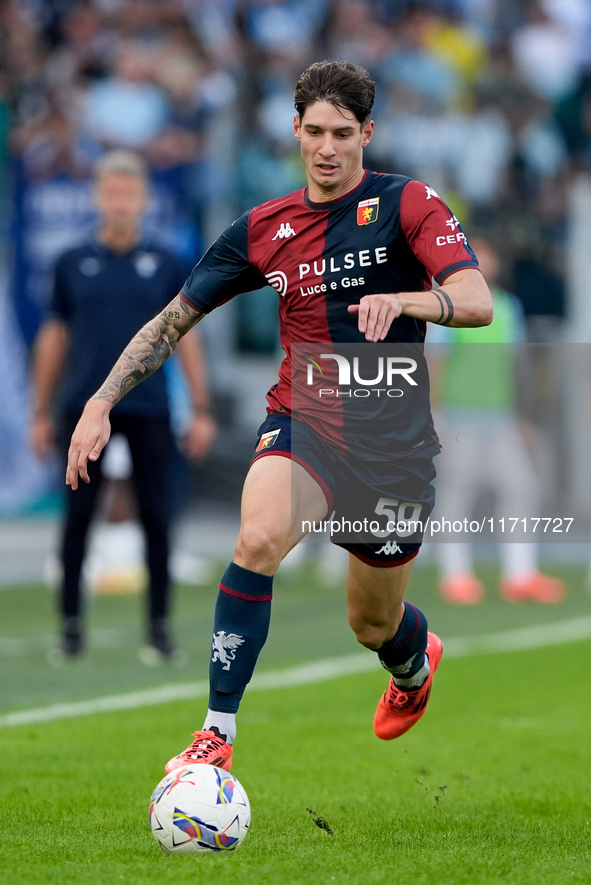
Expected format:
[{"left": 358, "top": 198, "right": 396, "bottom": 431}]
[
  {"left": 357, "top": 197, "right": 379, "bottom": 225},
  {"left": 256, "top": 428, "right": 281, "bottom": 452}
]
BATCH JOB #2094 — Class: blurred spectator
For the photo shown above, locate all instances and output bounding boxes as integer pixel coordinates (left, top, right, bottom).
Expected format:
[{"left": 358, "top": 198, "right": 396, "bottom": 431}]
[
  {"left": 242, "top": 0, "right": 326, "bottom": 53},
  {"left": 555, "top": 73, "right": 591, "bottom": 169},
  {"left": 511, "top": 1, "right": 583, "bottom": 101},
  {"left": 0, "top": 0, "right": 583, "bottom": 526},
  {"left": 379, "top": 8, "right": 462, "bottom": 109},
  {"left": 431, "top": 235, "right": 566, "bottom": 605},
  {"left": 325, "top": 0, "right": 392, "bottom": 72},
  {"left": 423, "top": 8, "right": 489, "bottom": 96},
  {"left": 29, "top": 150, "right": 216, "bottom": 663},
  {"left": 82, "top": 39, "right": 170, "bottom": 148}
]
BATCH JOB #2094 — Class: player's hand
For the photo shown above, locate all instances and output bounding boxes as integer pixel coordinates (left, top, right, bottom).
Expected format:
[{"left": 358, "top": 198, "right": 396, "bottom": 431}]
[
  {"left": 30, "top": 413, "right": 55, "bottom": 460},
  {"left": 181, "top": 413, "right": 217, "bottom": 462},
  {"left": 66, "top": 400, "right": 112, "bottom": 490},
  {"left": 348, "top": 293, "right": 403, "bottom": 342}
]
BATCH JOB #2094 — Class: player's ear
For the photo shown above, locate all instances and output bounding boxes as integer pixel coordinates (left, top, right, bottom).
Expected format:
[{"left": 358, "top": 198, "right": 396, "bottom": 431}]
[
  {"left": 293, "top": 114, "right": 301, "bottom": 141},
  {"left": 361, "top": 119, "right": 375, "bottom": 147}
]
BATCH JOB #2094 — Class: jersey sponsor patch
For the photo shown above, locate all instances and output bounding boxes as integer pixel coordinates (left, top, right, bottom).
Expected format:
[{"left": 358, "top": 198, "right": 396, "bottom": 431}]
[
  {"left": 357, "top": 197, "right": 379, "bottom": 226},
  {"left": 255, "top": 428, "right": 281, "bottom": 452},
  {"left": 265, "top": 270, "right": 288, "bottom": 297}
]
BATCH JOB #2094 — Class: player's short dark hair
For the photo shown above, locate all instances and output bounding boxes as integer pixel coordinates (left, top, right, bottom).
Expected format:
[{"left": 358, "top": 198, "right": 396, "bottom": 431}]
[{"left": 294, "top": 61, "right": 376, "bottom": 125}]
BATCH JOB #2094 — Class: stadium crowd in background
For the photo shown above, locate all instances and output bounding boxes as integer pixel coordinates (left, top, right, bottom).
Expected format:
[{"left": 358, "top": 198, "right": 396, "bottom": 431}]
[
  {"left": 2, "top": 0, "right": 591, "bottom": 339},
  {"left": 1, "top": 0, "right": 591, "bottom": 522}
]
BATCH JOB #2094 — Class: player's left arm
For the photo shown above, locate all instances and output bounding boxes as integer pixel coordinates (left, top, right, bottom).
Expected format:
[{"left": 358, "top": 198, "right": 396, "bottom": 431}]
[{"left": 348, "top": 268, "right": 493, "bottom": 342}]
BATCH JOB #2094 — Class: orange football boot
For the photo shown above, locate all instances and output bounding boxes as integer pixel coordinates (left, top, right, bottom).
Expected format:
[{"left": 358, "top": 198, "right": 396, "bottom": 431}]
[
  {"left": 165, "top": 729, "right": 233, "bottom": 774},
  {"left": 499, "top": 572, "right": 566, "bottom": 604},
  {"left": 374, "top": 632, "right": 443, "bottom": 740}
]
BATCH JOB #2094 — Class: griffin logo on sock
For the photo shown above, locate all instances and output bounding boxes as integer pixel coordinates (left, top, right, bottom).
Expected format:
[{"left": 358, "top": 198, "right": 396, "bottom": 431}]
[
  {"left": 212, "top": 631, "right": 245, "bottom": 670},
  {"left": 256, "top": 428, "right": 281, "bottom": 452}
]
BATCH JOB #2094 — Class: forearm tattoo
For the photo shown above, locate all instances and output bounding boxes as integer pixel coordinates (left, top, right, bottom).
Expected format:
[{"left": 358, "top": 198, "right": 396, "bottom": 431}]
[
  {"left": 432, "top": 285, "right": 455, "bottom": 326},
  {"left": 91, "top": 296, "right": 203, "bottom": 407}
]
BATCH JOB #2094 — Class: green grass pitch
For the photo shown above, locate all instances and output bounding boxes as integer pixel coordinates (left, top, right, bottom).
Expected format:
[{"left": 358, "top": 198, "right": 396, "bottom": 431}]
[{"left": 0, "top": 561, "right": 590, "bottom": 884}]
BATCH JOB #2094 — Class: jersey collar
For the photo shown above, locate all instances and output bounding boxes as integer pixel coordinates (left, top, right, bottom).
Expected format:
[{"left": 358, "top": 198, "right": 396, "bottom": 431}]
[{"left": 304, "top": 169, "right": 372, "bottom": 211}]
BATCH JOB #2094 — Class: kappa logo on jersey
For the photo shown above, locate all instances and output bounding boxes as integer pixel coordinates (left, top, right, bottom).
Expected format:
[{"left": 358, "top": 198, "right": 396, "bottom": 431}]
[
  {"left": 255, "top": 428, "right": 281, "bottom": 452},
  {"left": 272, "top": 222, "right": 296, "bottom": 240},
  {"left": 357, "top": 197, "right": 380, "bottom": 225},
  {"left": 446, "top": 215, "right": 460, "bottom": 230},
  {"left": 425, "top": 185, "right": 440, "bottom": 200},
  {"left": 376, "top": 540, "right": 404, "bottom": 555},
  {"left": 265, "top": 270, "right": 288, "bottom": 298}
]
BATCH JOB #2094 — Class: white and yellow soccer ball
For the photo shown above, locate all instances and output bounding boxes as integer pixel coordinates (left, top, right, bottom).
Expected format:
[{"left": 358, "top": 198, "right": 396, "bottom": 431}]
[{"left": 149, "top": 764, "right": 250, "bottom": 854}]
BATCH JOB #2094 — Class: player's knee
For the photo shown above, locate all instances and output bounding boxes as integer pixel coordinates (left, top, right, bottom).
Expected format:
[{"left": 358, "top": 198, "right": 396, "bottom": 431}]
[
  {"left": 234, "top": 523, "right": 284, "bottom": 575},
  {"left": 348, "top": 612, "right": 392, "bottom": 650}
]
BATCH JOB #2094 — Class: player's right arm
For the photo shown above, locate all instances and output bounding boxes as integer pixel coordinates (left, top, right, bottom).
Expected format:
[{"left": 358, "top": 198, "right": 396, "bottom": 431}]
[
  {"left": 66, "top": 293, "right": 203, "bottom": 489},
  {"left": 67, "top": 211, "right": 262, "bottom": 489}
]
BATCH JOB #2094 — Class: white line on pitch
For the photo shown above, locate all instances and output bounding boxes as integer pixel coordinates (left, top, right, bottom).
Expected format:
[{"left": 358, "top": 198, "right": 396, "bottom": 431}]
[{"left": 1, "top": 615, "right": 590, "bottom": 730}]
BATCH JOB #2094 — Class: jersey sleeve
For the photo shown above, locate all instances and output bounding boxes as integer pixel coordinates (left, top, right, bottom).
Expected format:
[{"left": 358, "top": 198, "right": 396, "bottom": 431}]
[
  {"left": 181, "top": 210, "right": 268, "bottom": 313},
  {"left": 400, "top": 180, "right": 479, "bottom": 284},
  {"left": 47, "top": 253, "right": 72, "bottom": 322}
]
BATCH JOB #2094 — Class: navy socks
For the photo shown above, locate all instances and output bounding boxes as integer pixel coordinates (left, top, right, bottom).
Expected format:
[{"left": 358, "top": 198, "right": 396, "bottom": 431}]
[
  {"left": 208, "top": 562, "right": 273, "bottom": 714},
  {"left": 376, "top": 602, "right": 430, "bottom": 689}
]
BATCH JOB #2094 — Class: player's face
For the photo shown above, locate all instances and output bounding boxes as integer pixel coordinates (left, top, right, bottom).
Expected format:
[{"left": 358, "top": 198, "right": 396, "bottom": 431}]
[
  {"left": 94, "top": 172, "right": 147, "bottom": 233},
  {"left": 294, "top": 101, "right": 374, "bottom": 201}
]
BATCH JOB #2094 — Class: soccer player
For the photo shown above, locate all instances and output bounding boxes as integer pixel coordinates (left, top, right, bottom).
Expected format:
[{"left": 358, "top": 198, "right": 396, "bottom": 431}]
[{"left": 66, "top": 62, "right": 492, "bottom": 771}]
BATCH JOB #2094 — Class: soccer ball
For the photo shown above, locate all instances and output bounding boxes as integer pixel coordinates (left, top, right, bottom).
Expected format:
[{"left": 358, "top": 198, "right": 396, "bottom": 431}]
[{"left": 149, "top": 764, "right": 251, "bottom": 854}]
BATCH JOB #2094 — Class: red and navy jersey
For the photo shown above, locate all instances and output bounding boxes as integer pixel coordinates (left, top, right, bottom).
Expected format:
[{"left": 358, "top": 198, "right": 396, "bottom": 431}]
[{"left": 181, "top": 170, "right": 479, "bottom": 458}]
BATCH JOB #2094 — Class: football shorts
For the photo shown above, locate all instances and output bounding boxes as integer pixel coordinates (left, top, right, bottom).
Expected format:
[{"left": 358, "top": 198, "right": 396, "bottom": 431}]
[{"left": 251, "top": 413, "right": 436, "bottom": 567}]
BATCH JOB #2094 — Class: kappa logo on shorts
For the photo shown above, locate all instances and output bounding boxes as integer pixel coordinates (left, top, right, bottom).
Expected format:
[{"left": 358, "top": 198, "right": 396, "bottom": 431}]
[
  {"left": 376, "top": 540, "right": 404, "bottom": 555},
  {"left": 256, "top": 428, "right": 281, "bottom": 452},
  {"left": 357, "top": 197, "right": 379, "bottom": 225}
]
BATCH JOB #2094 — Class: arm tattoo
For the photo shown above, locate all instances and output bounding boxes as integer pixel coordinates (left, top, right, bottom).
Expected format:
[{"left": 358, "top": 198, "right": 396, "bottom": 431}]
[
  {"left": 91, "top": 295, "right": 203, "bottom": 407},
  {"left": 432, "top": 285, "right": 455, "bottom": 326}
]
